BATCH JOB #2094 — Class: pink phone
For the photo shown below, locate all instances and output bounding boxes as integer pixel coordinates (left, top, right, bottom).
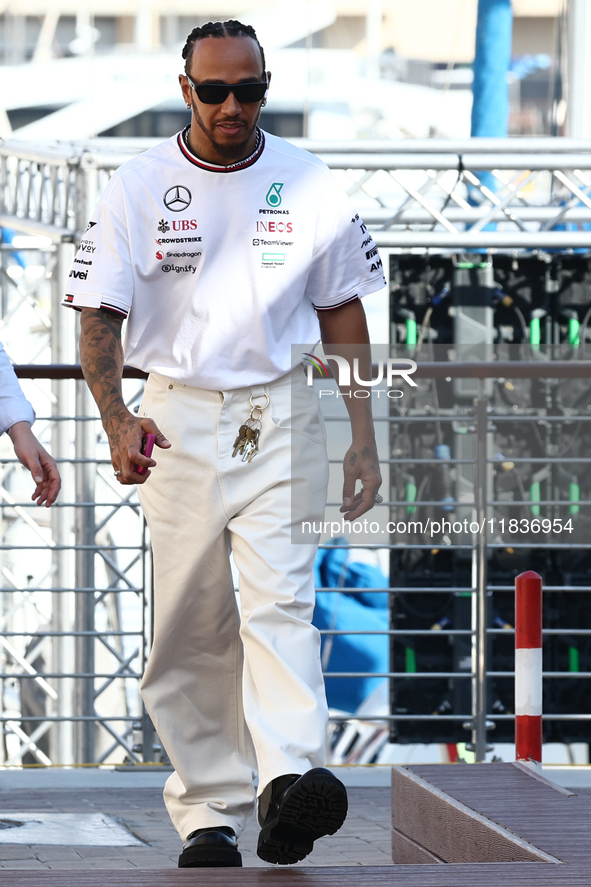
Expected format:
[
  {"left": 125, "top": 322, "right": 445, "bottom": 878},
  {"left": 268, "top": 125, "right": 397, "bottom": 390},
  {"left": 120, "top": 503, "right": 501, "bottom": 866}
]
[{"left": 135, "top": 433, "right": 156, "bottom": 475}]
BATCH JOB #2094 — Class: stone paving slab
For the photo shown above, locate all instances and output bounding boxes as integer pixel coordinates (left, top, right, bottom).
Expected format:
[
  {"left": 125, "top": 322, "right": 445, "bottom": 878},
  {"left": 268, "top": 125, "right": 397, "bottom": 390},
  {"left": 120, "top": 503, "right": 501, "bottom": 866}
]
[
  {"left": 0, "top": 766, "right": 393, "bottom": 791},
  {"left": 0, "top": 786, "right": 392, "bottom": 870}
]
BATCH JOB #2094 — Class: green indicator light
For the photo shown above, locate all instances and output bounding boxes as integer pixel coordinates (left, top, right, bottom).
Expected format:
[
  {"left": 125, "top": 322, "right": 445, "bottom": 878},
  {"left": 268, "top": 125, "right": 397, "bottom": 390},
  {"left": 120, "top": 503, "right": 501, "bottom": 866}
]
[
  {"left": 568, "top": 318, "right": 580, "bottom": 348},
  {"left": 406, "top": 318, "right": 417, "bottom": 347},
  {"left": 530, "top": 317, "right": 541, "bottom": 351},
  {"left": 405, "top": 647, "right": 417, "bottom": 674},
  {"left": 406, "top": 482, "right": 417, "bottom": 515},
  {"left": 568, "top": 646, "right": 580, "bottom": 672},
  {"left": 569, "top": 482, "right": 580, "bottom": 516},
  {"left": 530, "top": 481, "right": 541, "bottom": 516}
]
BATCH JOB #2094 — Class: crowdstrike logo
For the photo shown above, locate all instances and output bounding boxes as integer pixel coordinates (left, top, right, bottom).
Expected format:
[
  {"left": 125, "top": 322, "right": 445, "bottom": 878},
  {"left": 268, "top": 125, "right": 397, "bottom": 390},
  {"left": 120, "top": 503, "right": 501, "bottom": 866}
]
[
  {"left": 156, "top": 235, "right": 202, "bottom": 244},
  {"left": 266, "top": 183, "right": 284, "bottom": 207},
  {"left": 303, "top": 354, "right": 418, "bottom": 390}
]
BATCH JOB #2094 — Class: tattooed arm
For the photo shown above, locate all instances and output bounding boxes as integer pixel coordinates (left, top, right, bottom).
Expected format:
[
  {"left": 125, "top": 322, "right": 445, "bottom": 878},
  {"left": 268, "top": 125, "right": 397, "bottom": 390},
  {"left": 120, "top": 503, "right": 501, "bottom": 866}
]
[
  {"left": 79, "top": 308, "right": 170, "bottom": 484},
  {"left": 318, "top": 298, "right": 381, "bottom": 521}
]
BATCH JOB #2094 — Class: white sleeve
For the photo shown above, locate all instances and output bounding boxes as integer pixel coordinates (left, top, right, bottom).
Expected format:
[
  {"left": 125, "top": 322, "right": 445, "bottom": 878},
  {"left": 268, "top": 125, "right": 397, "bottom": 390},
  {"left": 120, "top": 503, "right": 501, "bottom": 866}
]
[
  {"left": 0, "top": 342, "right": 35, "bottom": 435},
  {"left": 304, "top": 173, "right": 386, "bottom": 311},
  {"left": 62, "top": 176, "right": 133, "bottom": 317}
]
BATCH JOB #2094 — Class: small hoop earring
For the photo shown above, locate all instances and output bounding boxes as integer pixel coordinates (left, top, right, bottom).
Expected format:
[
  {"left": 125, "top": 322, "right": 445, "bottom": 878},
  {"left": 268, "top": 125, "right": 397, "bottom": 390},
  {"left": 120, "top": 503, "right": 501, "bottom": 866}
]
[
  {"left": 186, "top": 103, "right": 191, "bottom": 109},
  {"left": 261, "top": 99, "right": 267, "bottom": 108}
]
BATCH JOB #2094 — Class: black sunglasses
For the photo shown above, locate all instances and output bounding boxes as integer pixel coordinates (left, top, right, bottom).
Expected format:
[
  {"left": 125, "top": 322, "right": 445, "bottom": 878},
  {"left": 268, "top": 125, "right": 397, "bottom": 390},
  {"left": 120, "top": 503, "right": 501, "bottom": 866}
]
[{"left": 186, "top": 75, "right": 268, "bottom": 105}]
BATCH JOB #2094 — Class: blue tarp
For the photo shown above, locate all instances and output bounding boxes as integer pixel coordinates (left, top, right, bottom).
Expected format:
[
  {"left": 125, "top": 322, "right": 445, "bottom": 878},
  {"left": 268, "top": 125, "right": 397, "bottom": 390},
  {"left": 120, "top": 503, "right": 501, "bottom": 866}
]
[{"left": 313, "top": 538, "right": 389, "bottom": 713}]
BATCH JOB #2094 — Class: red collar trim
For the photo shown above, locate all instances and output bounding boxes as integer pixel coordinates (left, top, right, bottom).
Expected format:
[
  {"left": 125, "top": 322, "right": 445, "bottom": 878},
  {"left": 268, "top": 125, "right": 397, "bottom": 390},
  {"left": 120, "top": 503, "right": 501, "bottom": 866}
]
[{"left": 177, "top": 128, "right": 265, "bottom": 173}]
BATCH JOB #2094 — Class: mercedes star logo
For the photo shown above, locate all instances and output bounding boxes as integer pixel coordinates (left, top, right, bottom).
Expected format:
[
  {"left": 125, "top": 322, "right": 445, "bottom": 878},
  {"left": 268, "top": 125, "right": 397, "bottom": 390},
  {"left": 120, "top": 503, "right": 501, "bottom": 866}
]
[{"left": 163, "top": 186, "right": 192, "bottom": 212}]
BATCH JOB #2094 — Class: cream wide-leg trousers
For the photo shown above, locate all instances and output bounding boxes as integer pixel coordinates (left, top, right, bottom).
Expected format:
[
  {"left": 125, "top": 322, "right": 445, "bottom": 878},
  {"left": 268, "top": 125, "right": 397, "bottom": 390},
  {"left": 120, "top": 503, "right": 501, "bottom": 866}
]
[{"left": 137, "top": 366, "right": 330, "bottom": 840}]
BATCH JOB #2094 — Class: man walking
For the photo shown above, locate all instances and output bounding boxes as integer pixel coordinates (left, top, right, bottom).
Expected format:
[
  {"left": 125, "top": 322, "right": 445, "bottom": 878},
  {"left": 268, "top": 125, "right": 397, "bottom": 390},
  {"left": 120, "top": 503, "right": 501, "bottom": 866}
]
[{"left": 65, "top": 20, "right": 385, "bottom": 867}]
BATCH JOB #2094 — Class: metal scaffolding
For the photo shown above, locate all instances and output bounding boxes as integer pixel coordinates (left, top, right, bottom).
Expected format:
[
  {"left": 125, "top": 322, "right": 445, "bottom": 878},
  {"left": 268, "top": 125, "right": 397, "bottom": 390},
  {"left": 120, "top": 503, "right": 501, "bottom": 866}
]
[
  {"left": 1, "top": 136, "right": 591, "bottom": 765},
  {"left": 0, "top": 240, "right": 149, "bottom": 765}
]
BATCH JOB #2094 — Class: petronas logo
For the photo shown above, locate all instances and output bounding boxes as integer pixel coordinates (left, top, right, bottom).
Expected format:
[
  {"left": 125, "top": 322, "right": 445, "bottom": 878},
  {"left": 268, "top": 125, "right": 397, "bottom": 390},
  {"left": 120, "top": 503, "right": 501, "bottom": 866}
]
[{"left": 265, "top": 183, "right": 284, "bottom": 207}]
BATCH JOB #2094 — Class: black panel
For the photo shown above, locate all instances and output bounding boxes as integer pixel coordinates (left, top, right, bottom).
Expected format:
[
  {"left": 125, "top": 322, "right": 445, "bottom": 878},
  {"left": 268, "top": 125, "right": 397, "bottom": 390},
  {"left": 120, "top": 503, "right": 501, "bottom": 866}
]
[{"left": 388, "top": 252, "right": 591, "bottom": 745}]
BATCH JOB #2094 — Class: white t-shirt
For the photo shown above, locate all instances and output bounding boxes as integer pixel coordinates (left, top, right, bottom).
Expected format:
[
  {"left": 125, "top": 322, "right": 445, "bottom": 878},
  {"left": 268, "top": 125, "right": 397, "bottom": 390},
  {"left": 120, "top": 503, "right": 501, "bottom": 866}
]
[{"left": 63, "top": 129, "right": 385, "bottom": 390}]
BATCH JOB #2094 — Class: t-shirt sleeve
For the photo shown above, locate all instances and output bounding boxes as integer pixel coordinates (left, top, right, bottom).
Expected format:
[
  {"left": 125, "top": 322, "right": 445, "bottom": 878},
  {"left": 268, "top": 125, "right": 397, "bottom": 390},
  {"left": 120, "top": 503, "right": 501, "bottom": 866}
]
[
  {"left": 304, "top": 173, "right": 386, "bottom": 311},
  {"left": 62, "top": 177, "right": 133, "bottom": 317},
  {"left": 0, "top": 341, "right": 35, "bottom": 435}
]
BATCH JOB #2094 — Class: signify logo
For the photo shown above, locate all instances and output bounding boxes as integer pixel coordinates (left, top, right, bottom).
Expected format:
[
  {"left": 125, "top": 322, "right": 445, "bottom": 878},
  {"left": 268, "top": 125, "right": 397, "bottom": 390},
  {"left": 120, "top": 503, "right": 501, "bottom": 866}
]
[
  {"left": 303, "top": 354, "right": 418, "bottom": 395},
  {"left": 266, "top": 183, "right": 284, "bottom": 207}
]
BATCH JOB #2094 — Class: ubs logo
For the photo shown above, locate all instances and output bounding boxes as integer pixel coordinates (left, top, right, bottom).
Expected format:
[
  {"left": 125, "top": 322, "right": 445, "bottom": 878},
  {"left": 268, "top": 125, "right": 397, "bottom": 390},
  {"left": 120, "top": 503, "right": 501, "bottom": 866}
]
[{"left": 163, "top": 186, "right": 192, "bottom": 212}]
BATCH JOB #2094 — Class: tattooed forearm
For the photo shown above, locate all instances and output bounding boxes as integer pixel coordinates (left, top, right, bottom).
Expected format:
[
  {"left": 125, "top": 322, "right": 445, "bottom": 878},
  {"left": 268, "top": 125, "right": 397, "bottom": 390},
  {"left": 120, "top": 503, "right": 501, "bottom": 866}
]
[{"left": 79, "top": 308, "right": 133, "bottom": 441}]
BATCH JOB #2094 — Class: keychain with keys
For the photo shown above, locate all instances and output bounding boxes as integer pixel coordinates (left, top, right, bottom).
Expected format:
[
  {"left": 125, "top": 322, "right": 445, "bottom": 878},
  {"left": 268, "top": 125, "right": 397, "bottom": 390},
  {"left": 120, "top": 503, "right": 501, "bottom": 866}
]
[{"left": 232, "top": 393, "right": 270, "bottom": 463}]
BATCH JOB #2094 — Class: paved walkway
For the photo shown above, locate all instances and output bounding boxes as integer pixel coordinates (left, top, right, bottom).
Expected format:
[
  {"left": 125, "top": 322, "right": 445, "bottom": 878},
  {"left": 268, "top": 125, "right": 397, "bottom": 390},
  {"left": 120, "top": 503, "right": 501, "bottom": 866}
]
[
  {"left": 0, "top": 765, "right": 587, "bottom": 872},
  {"left": 0, "top": 770, "right": 393, "bottom": 871}
]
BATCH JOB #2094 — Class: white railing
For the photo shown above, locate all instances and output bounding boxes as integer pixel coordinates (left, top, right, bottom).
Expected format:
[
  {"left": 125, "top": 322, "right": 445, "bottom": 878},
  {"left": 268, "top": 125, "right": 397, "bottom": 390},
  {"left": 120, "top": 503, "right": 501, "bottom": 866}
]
[{"left": 1, "top": 137, "right": 591, "bottom": 248}]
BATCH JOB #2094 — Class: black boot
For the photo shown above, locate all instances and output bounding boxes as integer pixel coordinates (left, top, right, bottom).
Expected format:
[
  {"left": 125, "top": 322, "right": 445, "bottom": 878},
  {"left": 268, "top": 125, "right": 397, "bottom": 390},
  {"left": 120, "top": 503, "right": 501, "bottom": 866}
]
[{"left": 257, "top": 768, "right": 348, "bottom": 865}]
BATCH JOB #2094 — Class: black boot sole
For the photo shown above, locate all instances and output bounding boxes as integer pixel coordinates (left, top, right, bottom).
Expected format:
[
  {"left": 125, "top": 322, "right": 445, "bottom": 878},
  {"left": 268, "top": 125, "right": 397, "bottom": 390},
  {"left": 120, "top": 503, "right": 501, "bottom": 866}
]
[
  {"left": 257, "top": 768, "right": 348, "bottom": 865},
  {"left": 178, "top": 847, "right": 242, "bottom": 868}
]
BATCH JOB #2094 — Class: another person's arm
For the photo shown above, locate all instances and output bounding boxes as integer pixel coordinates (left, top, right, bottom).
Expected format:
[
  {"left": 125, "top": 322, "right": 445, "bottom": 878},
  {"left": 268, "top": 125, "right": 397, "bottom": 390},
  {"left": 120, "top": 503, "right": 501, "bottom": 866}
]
[
  {"left": 0, "top": 343, "right": 60, "bottom": 506},
  {"left": 79, "top": 308, "right": 170, "bottom": 484},
  {"left": 7, "top": 422, "right": 61, "bottom": 507},
  {"left": 318, "top": 298, "right": 381, "bottom": 521}
]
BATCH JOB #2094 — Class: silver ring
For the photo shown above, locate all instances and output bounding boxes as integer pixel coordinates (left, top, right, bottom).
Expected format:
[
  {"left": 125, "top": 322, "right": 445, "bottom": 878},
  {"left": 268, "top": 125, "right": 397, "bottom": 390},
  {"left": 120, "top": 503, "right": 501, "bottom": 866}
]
[
  {"left": 114, "top": 470, "right": 122, "bottom": 477},
  {"left": 373, "top": 494, "right": 383, "bottom": 504},
  {"left": 249, "top": 393, "right": 270, "bottom": 410}
]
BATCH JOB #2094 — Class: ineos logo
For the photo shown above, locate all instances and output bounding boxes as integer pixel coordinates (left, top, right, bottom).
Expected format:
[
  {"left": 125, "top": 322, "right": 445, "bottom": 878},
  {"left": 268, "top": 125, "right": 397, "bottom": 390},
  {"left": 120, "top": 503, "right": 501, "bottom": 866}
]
[{"left": 163, "top": 186, "right": 192, "bottom": 212}]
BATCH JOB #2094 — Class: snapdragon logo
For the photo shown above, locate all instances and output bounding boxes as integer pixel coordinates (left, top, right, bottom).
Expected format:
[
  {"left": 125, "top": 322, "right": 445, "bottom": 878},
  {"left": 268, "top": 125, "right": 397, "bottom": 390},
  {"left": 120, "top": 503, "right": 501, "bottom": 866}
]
[{"left": 303, "top": 354, "right": 417, "bottom": 399}]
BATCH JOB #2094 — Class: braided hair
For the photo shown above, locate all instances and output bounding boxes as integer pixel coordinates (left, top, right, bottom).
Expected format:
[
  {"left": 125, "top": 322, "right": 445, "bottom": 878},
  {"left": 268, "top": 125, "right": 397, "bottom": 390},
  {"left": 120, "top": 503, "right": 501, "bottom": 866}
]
[{"left": 182, "top": 20, "right": 266, "bottom": 76}]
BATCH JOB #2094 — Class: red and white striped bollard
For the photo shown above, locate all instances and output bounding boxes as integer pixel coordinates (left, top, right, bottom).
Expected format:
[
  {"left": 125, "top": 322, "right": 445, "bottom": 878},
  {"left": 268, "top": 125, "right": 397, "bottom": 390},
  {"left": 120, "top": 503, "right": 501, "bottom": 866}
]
[{"left": 515, "top": 570, "right": 543, "bottom": 766}]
